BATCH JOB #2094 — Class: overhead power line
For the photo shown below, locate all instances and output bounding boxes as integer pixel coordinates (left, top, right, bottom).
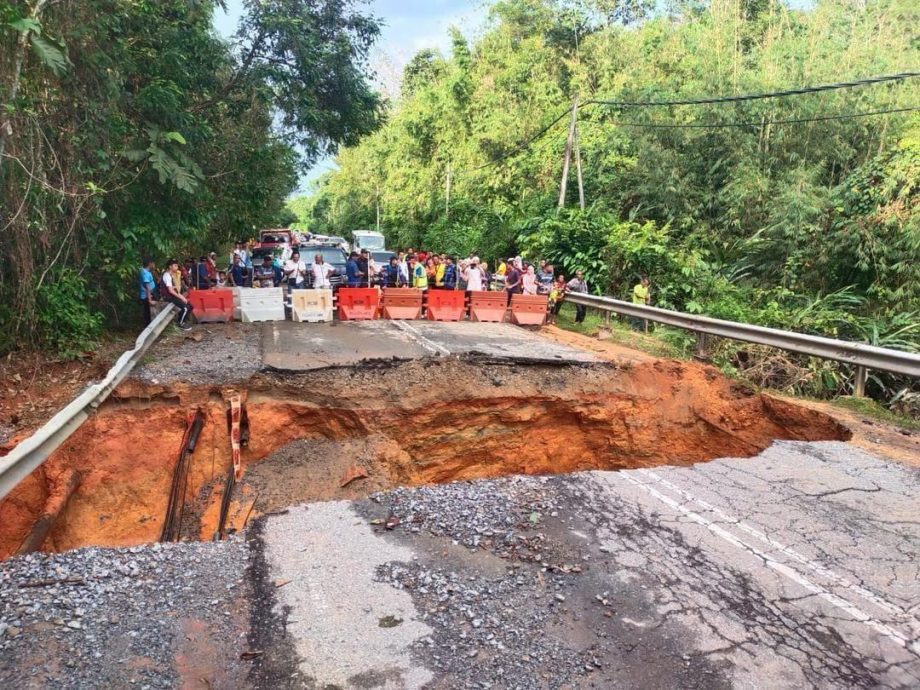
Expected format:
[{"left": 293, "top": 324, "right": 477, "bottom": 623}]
[
  {"left": 583, "top": 72, "right": 919, "bottom": 108},
  {"left": 456, "top": 108, "right": 573, "bottom": 175},
  {"left": 601, "top": 105, "right": 920, "bottom": 129},
  {"left": 454, "top": 73, "right": 918, "bottom": 174}
]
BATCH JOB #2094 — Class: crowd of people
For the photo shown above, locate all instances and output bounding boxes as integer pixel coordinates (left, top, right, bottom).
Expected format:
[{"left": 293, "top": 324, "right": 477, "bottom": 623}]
[{"left": 138, "top": 240, "right": 653, "bottom": 330}]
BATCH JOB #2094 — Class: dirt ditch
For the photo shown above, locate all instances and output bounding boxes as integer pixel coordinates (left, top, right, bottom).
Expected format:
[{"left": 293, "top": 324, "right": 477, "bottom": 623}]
[{"left": 0, "top": 358, "right": 850, "bottom": 559}]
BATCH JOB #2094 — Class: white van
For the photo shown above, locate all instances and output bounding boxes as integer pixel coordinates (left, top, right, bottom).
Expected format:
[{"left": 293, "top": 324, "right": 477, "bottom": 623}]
[{"left": 352, "top": 230, "right": 386, "bottom": 252}]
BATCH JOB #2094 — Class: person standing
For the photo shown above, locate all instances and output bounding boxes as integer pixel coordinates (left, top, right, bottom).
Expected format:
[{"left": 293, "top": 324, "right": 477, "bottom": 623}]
[
  {"left": 433, "top": 255, "right": 445, "bottom": 288},
  {"left": 357, "top": 249, "right": 371, "bottom": 286},
  {"left": 229, "top": 254, "right": 247, "bottom": 287},
  {"left": 538, "top": 262, "right": 554, "bottom": 294},
  {"left": 548, "top": 274, "right": 566, "bottom": 323},
  {"left": 284, "top": 251, "right": 308, "bottom": 290},
  {"left": 239, "top": 240, "right": 251, "bottom": 269},
  {"left": 139, "top": 258, "right": 157, "bottom": 326},
  {"left": 170, "top": 260, "right": 185, "bottom": 297},
  {"left": 409, "top": 255, "right": 428, "bottom": 290},
  {"left": 566, "top": 270, "right": 588, "bottom": 323},
  {"left": 633, "top": 274, "right": 651, "bottom": 305},
  {"left": 505, "top": 260, "right": 522, "bottom": 298},
  {"left": 195, "top": 256, "right": 210, "bottom": 290},
  {"left": 522, "top": 264, "right": 538, "bottom": 295},
  {"left": 443, "top": 256, "right": 458, "bottom": 290},
  {"left": 480, "top": 261, "right": 492, "bottom": 290},
  {"left": 464, "top": 258, "right": 484, "bottom": 292},
  {"left": 346, "top": 251, "right": 363, "bottom": 287},
  {"left": 384, "top": 256, "right": 407, "bottom": 287},
  {"left": 232, "top": 241, "right": 246, "bottom": 267},
  {"left": 162, "top": 258, "right": 193, "bottom": 330},
  {"left": 312, "top": 253, "right": 335, "bottom": 289},
  {"left": 632, "top": 274, "right": 651, "bottom": 331},
  {"left": 254, "top": 255, "right": 277, "bottom": 287},
  {"left": 206, "top": 252, "right": 218, "bottom": 283}
]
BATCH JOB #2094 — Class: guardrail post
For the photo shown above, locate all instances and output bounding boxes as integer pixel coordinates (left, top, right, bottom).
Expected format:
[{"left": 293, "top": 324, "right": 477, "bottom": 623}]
[
  {"left": 853, "top": 366, "right": 868, "bottom": 397},
  {"left": 694, "top": 331, "right": 710, "bottom": 360}
]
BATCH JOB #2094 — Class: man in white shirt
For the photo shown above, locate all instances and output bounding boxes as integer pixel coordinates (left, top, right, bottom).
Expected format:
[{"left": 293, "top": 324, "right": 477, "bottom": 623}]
[
  {"left": 162, "top": 258, "right": 193, "bottom": 330},
  {"left": 311, "top": 254, "right": 335, "bottom": 289},
  {"left": 284, "top": 251, "right": 308, "bottom": 290},
  {"left": 464, "top": 258, "right": 484, "bottom": 292}
]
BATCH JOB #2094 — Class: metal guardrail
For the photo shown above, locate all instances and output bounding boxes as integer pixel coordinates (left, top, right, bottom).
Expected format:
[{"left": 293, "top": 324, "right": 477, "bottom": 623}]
[
  {"left": 565, "top": 292, "right": 920, "bottom": 378},
  {"left": 0, "top": 305, "right": 175, "bottom": 502}
]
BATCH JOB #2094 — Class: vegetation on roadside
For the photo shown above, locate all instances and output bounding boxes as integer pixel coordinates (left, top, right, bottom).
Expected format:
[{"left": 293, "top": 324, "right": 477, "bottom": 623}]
[
  {"left": 1, "top": 0, "right": 381, "bottom": 354},
  {"left": 290, "top": 0, "right": 919, "bottom": 407}
]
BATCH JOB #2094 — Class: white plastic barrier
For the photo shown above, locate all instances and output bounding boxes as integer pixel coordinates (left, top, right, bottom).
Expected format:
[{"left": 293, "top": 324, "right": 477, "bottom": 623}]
[
  {"left": 237, "top": 287, "right": 285, "bottom": 322},
  {"left": 232, "top": 287, "right": 242, "bottom": 321},
  {"left": 292, "top": 289, "right": 334, "bottom": 323}
]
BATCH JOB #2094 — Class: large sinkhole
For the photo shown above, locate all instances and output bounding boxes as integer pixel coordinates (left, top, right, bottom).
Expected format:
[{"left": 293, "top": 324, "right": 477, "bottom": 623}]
[{"left": 0, "top": 359, "right": 850, "bottom": 558}]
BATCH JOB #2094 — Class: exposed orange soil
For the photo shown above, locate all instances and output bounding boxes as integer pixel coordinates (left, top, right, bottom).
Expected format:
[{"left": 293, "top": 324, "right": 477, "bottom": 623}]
[
  {"left": 0, "top": 357, "right": 849, "bottom": 559},
  {"left": 777, "top": 395, "right": 920, "bottom": 468},
  {"left": 544, "top": 325, "right": 919, "bottom": 468}
]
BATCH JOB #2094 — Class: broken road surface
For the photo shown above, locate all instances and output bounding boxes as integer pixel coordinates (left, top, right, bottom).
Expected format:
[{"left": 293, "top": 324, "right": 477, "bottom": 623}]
[
  {"left": 1, "top": 445, "right": 918, "bottom": 688},
  {"left": 250, "top": 440, "right": 919, "bottom": 688}
]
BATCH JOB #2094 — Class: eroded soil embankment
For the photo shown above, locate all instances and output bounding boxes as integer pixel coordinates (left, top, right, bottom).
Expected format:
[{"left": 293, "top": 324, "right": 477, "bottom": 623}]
[{"left": 0, "top": 358, "right": 850, "bottom": 558}]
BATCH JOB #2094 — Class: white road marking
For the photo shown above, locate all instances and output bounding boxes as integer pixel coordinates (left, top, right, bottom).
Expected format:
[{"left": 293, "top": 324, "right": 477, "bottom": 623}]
[
  {"left": 391, "top": 320, "right": 451, "bottom": 356},
  {"left": 637, "top": 468, "right": 920, "bottom": 633},
  {"left": 619, "top": 471, "right": 920, "bottom": 656}
]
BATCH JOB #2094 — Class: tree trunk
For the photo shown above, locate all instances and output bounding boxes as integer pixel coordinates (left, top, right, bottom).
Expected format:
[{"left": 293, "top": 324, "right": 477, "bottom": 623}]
[{"left": 0, "top": 0, "right": 49, "bottom": 180}]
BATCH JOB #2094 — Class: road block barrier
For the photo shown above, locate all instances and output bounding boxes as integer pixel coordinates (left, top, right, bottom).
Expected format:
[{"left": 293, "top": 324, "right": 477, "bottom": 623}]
[
  {"left": 238, "top": 287, "right": 285, "bottom": 322},
  {"left": 188, "top": 289, "right": 234, "bottom": 323},
  {"left": 381, "top": 288, "right": 423, "bottom": 320},
  {"left": 292, "top": 289, "right": 334, "bottom": 323},
  {"left": 337, "top": 288, "right": 379, "bottom": 320},
  {"left": 469, "top": 292, "right": 508, "bottom": 322},
  {"left": 426, "top": 289, "right": 466, "bottom": 321},
  {"left": 510, "top": 294, "right": 548, "bottom": 326}
]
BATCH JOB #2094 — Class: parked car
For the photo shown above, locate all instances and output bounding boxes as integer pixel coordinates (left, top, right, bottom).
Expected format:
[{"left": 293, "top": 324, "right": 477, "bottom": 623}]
[{"left": 298, "top": 243, "right": 348, "bottom": 288}]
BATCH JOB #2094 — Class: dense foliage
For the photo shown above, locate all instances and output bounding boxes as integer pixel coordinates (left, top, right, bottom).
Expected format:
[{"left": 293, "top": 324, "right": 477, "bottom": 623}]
[
  {"left": 294, "top": 0, "right": 919, "bottom": 401},
  {"left": 0, "top": 0, "right": 380, "bottom": 356}
]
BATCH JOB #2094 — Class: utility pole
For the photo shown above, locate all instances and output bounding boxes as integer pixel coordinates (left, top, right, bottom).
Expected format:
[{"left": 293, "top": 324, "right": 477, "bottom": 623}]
[
  {"left": 558, "top": 97, "right": 579, "bottom": 209},
  {"left": 375, "top": 184, "right": 381, "bottom": 233},
  {"left": 445, "top": 160, "right": 452, "bottom": 221},
  {"left": 573, "top": 100, "right": 585, "bottom": 210}
]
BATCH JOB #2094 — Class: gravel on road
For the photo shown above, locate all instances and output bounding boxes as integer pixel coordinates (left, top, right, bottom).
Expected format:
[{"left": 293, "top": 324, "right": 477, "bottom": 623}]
[
  {"left": 132, "top": 322, "right": 263, "bottom": 386},
  {"left": 0, "top": 539, "right": 251, "bottom": 689}
]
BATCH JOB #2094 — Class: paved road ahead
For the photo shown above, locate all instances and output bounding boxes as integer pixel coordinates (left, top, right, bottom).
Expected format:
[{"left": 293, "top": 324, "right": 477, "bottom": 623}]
[
  {"left": 259, "top": 440, "right": 919, "bottom": 688},
  {"left": 261, "top": 320, "right": 600, "bottom": 370}
]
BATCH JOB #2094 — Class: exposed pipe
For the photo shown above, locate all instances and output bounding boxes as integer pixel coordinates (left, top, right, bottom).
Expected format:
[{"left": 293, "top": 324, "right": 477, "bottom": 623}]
[{"left": 16, "top": 468, "right": 82, "bottom": 555}]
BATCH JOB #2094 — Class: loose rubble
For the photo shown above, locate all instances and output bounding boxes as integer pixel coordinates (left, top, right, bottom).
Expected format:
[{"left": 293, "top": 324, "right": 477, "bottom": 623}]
[
  {"left": 132, "top": 322, "right": 263, "bottom": 385},
  {"left": 359, "top": 476, "right": 726, "bottom": 688},
  {"left": 0, "top": 539, "right": 249, "bottom": 688}
]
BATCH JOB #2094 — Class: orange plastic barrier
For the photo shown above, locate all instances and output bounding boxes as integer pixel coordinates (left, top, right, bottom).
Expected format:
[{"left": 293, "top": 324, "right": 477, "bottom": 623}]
[
  {"left": 469, "top": 292, "right": 508, "bottom": 322},
  {"left": 426, "top": 289, "right": 466, "bottom": 321},
  {"left": 188, "top": 288, "right": 234, "bottom": 323},
  {"left": 381, "top": 288, "right": 423, "bottom": 320},
  {"left": 337, "top": 288, "right": 379, "bottom": 320},
  {"left": 510, "top": 293, "right": 548, "bottom": 326}
]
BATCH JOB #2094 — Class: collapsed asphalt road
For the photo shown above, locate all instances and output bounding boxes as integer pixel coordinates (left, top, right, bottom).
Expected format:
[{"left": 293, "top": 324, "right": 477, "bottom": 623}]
[
  {"left": 0, "top": 322, "right": 917, "bottom": 688},
  {"left": 3, "top": 439, "right": 916, "bottom": 688}
]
